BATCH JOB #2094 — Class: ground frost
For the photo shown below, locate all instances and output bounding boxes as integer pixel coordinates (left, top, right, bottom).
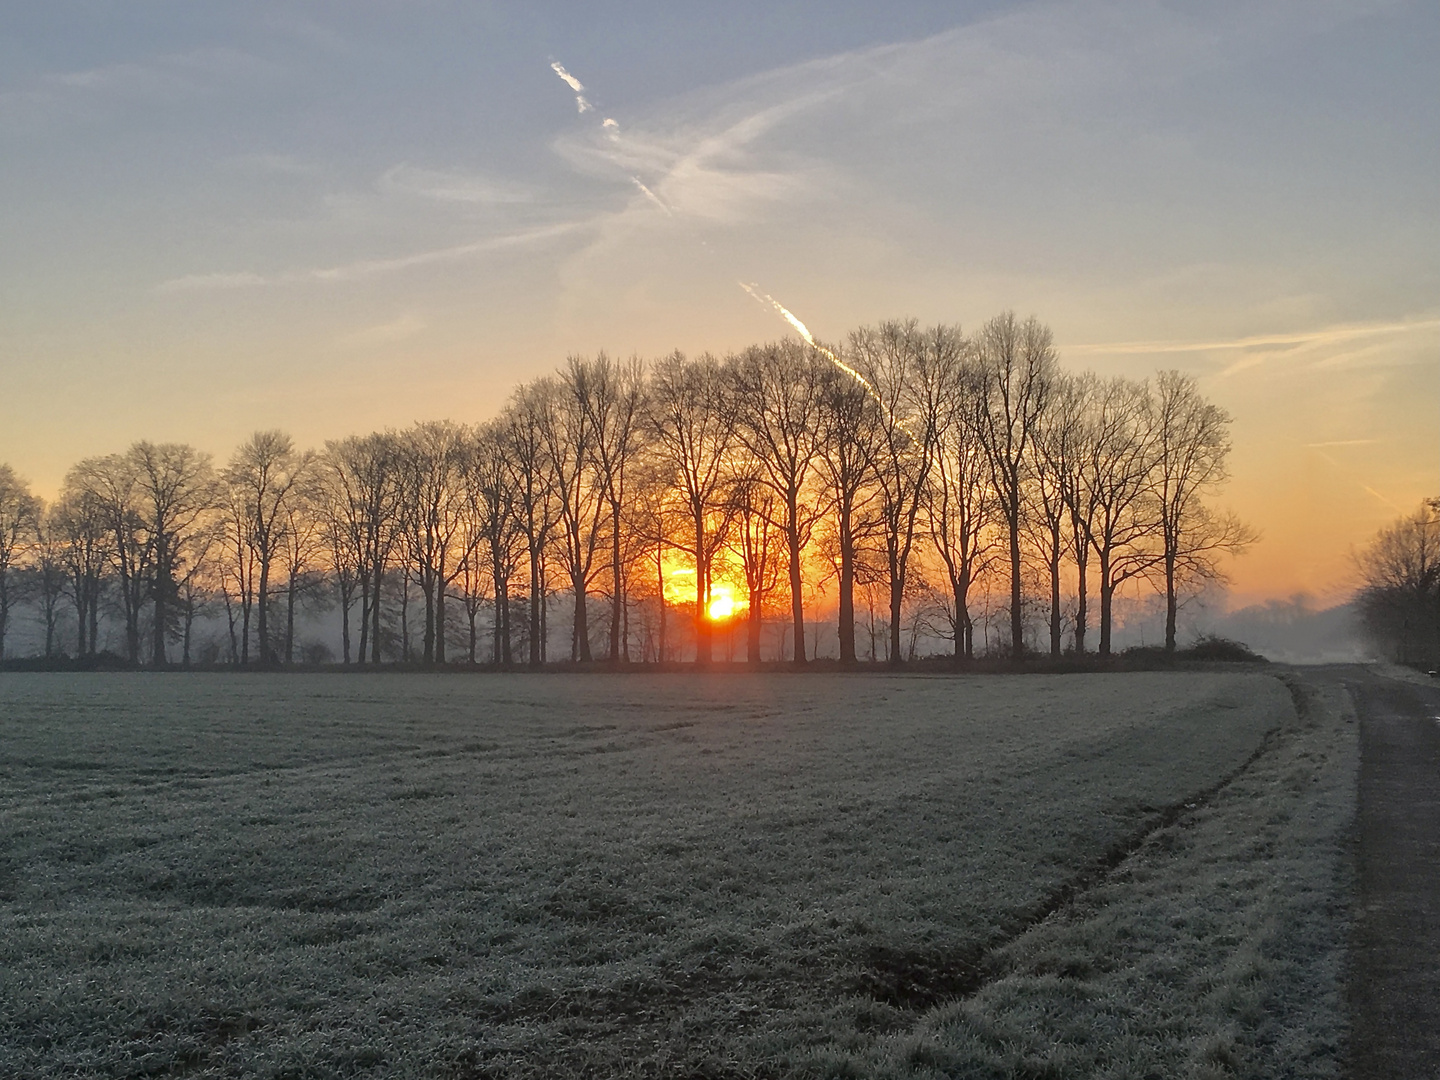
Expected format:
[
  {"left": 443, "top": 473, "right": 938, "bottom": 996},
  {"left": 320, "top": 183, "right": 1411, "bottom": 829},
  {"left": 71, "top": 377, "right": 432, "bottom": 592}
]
[{"left": 0, "top": 670, "right": 1341, "bottom": 1078}]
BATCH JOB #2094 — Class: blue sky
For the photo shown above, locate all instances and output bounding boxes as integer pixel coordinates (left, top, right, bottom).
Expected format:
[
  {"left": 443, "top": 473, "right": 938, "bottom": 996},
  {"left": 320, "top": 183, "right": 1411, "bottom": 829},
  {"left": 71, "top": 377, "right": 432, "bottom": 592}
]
[{"left": 1, "top": 0, "right": 1436, "bottom": 600}]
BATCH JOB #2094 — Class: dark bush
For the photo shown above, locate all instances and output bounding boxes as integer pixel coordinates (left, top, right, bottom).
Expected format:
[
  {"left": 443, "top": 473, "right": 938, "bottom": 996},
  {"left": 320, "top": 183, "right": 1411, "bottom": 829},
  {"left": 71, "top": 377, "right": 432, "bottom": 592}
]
[{"left": 1185, "top": 635, "right": 1266, "bottom": 662}]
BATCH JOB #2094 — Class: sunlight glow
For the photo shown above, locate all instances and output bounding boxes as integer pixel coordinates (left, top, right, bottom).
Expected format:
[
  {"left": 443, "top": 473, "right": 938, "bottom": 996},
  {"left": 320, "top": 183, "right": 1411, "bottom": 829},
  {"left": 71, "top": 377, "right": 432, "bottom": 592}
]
[{"left": 707, "top": 584, "right": 736, "bottom": 621}]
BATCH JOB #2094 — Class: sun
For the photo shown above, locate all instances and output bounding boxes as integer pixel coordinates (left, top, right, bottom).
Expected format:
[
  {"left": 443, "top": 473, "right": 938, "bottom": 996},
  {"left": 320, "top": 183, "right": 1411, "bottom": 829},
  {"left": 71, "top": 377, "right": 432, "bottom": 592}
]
[{"left": 707, "top": 584, "right": 736, "bottom": 621}]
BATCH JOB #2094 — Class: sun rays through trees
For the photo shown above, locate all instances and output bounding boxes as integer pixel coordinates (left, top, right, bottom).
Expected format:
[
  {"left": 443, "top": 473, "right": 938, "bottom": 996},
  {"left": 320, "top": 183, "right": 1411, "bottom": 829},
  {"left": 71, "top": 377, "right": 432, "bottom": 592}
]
[{"left": 0, "top": 316, "right": 1252, "bottom": 667}]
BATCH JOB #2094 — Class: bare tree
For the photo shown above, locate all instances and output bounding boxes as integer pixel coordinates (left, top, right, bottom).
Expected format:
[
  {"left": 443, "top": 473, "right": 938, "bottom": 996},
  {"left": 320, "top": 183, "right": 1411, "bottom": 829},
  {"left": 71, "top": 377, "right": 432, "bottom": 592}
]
[
  {"left": 727, "top": 474, "right": 785, "bottom": 663},
  {"left": 177, "top": 525, "right": 219, "bottom": 667},
  {"left": 320, "top": 434, "right": 402, "bottom": 665},
  {"left": 52, "top": 485, "right": 110, "bottom": 658},
  {"left": 310, "top": 462, "right": 364, "bottom": 665},
  {"left": 223, "top": 431, "right": 312, "bottom": 665},
  {"left": 0, "top": 465, "right": 40, "bottom": 660},
  {"left": 1356, "top": 498, "right": 1440, "bottom": 665},
  {"left": 1079, "top": 378, "right": 1159, "bottom": 656},
  {"left": 541, "top": 368, "right": 606, "bottom": 663},
  {"left": 504, "top": 384, "right": 560, "bottom": 667},
  {"left": 974, "top": 313, "right": 1056, "bottom": 657},
  {"left": 927, "top": 360, "right": 1000, "bottom": 660},
  {"left": 814, "top": 360, "right": 884, "bottom": 664},
  {"left": 646, "top": 351, "right": 738, "bottom": 664},
  {"left": 851, "top": 321, "right": 962, "bottom": 665},
  {"left": 30, "top": 504, "right": 71, "bottom": 658},
  {"left": 579, "top": 354, "right": 647, "bottom": 663},
  {"left": 65, "top": 453, "right": 151, "bottom": 664},
  {"left": 278, "top": 496, "right": 326, "bottom": 664},
  {"left": 731, "top": 340, "right": 828, "bottom": 666},
  {"left": 1027, "top": 385, "right": 1080, "bottom": 657},
  {"left": 129, "top": 442, "right": 216, "bottom": 666},
  {"left": 625, "top": 460, "right": 678, "bottom": 663},
  {"left": 1151, "top": 370, "right": 1254, "bottom": 651},
  {"left": 1036, "top": 373, "right": 1098, "bottom": 654},
  {"left": 466, "top": 420, "right": 521, "bottom": 665},
  {"left": 395, "top": 421, "right": 471, "bottom": 664}
]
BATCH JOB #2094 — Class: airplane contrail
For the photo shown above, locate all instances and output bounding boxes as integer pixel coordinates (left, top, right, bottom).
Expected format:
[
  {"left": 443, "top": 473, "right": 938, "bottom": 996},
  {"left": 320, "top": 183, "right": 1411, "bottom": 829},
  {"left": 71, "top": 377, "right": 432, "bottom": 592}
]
[
  {"left": 550, "top": 61, "right": 584, "bottom": 93},
  {"left": 549, "top": 61, "right": 592, "bottom": 112},
  {"left": 631, "top": 178, "right": 672, "bottom": 215},
  {"left": 543, "top": 65, "right": 866, "bottom": 390},
  {"left": 550, "top": 62, "right": 671, "bottom": 216},
  {"left": 738, "top": 282, "right": 875, "bottom": 392}
]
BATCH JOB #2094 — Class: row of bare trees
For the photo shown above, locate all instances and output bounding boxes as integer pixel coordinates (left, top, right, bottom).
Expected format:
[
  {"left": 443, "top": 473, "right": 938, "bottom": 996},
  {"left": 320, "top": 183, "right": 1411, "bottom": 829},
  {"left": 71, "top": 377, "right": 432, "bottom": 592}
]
[{"left": 0, "top": 313, "right": 1250, "bottom": 667}]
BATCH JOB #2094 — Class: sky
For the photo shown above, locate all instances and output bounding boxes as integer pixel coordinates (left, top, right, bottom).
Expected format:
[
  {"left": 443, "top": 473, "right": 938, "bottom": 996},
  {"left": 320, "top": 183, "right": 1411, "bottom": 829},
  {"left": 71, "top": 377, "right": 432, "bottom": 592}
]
[{"left": 0, "top": 0, "right": 1435, "bottom": 607}]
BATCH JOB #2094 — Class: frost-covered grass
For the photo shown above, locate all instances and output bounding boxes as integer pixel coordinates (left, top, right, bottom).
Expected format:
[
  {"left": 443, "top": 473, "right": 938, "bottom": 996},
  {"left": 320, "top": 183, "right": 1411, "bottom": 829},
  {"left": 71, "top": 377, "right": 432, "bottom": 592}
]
[{"left": 0, "top": 671, "right": 1343, "bottom": 1078}]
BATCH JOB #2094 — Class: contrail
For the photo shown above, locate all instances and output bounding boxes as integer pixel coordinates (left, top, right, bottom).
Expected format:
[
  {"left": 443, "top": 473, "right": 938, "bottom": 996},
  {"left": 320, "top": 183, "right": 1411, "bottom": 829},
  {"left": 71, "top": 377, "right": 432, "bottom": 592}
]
[
  {"left": 550, "top": 61, "right": 592, "bottom": 112},
  {"left": 550, "top": 61, "right": 584, "bottom": 93},
  {"left": 551, "top": 63, "right": 671, "bottom": 217},
  {"left": 738, "top": 282, "right": 875, "bottom": 392},
  {"left": 631, "top": 177, "right": 671, "bottom": 215}
]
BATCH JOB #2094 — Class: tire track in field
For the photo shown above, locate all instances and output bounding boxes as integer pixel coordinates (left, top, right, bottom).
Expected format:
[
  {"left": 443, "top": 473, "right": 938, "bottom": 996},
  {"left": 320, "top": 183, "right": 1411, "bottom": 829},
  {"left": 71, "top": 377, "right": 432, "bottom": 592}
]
[{"left": 857, "top": 674, "right": 1295, "bottom": 1010}]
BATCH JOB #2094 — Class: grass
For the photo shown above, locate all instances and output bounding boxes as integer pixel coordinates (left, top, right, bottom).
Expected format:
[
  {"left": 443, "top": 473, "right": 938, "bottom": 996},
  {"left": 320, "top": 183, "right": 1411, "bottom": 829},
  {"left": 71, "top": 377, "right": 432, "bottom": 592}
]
[{"left": 0, "top": 670, "right": 1349, "bottom": 1078}]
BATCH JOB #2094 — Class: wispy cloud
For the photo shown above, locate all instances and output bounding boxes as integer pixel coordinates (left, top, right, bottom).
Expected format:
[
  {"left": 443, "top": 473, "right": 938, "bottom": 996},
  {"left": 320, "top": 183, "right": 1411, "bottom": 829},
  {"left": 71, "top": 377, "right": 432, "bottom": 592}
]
[
  {"left": 309, "top": 222, "right": 583, "bottom": 281},
  {"left": 2, "top": 47, "right": 278, "bottom": 130},
  {"left": 157, "top": 271, "right": 269, "bottom": 294},
  {"left": 157, "top": 221, "right": 589, "bottom": 293},
  {"left": 379, "top": 164, "right": 531, "bottom": 205},
  {"left": 337, "top": 313, "right": 427, "bottom": 348},
  {"left": 1068, "top": 316, "right": 1440, "bottom": 356},
  {"left": 1063, "top": 315, "right": 1440, "bottom": 378}
]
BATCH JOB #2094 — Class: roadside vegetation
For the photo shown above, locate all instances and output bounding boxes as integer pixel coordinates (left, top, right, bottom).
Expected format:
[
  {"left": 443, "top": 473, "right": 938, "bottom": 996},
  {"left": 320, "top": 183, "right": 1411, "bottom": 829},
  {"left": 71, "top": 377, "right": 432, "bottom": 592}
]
[{"left": 0, "top": 670, "right": 1350, "bottom": 1078}]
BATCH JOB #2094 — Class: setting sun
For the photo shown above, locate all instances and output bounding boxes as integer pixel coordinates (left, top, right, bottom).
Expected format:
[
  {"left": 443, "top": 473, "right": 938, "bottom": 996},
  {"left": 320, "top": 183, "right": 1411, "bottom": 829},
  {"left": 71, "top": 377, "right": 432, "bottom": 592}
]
[{"left": 707, "top": 585, "right": 736, "bottom": 621}]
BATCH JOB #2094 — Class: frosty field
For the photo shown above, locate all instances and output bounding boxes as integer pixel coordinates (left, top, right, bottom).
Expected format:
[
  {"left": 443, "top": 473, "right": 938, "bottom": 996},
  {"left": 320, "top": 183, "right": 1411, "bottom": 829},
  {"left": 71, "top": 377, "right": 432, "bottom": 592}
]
[{"left": 0, "top": 671, "right": 1354, "bottom": 1078}]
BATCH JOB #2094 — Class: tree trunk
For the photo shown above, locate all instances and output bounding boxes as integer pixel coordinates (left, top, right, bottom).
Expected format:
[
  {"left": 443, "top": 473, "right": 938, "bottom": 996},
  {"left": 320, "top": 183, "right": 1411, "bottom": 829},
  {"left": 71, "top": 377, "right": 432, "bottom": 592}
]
[
  {"left": 1008, "top": 501, "right": 1024, "bottom": 657},
  {"left": 285, "top": 576, "right": 297, "bottom": 664},
  {"left": 1049, "top": 532, "right": 1062, "bottom": 657},
  {"left": 1164, "top": 551, "right": 1178, "bottom": 653},
  {"left": 371, "top": 561, "right": 384, "bottom": 664},
  {"left": 1098, "top": 550, "right": 1113, "bottom": 657},
  {"left": 888, "top": 559, "right": 903, "bottom": 668},
  {"left": 656, "top": 541, "right": 667, "bottom": 664},
  {"left": 529, "top": 552, "right": 543, "bottom": 667},
  {"left": 153, "top": 546, "right": 169, "bottom": 667},
  {"left": 182, "top": 602, "right": 194, "bottom": 667},
  {"left": 694, "top": 510, "right": 712, "bottom": 665},
  {"left": 421, "top": 572, "right": 436, "bottom": 664},
  {"left": 609, "top": 510, "right": 623, "bottom": 663},
  {"left": 838, "top": 507, "right": 856, "bottom": 666},
  {"left": 341, "top": 587, "right": 352, "bottom": 665},
  {"left": 748, "top": 598, "right": 763, "bottom": 663},
  {"left": 257, "top": 555, "right": 273, "bottom": 664},
  {"left": 1074, "top": 547, "right": 1088, "bottom": 655},
  {"left": 572, "top": 570, "right": 591, "bottom": 662},
  {"left": 496, "top": 576, "right": 511, "bottom": 666},
  {"left": 400, "top": 573, "right": 412, "bottom": 662},
  {"left": 75, "top": 591, "right": 87, "bottom": 657},
  {"left": 788, "top": 516, "right": 806, "bottom": 668},
  {"left": 435, "top": 569, "right": 447, "bottom": 665}
]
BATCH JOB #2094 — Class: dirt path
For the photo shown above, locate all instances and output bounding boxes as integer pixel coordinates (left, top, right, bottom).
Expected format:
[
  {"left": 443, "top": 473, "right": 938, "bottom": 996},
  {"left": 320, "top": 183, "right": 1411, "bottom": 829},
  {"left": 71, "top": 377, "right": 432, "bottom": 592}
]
[{"left": 1344, "top": 666, "right": 1440, "bottom": 1079}]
